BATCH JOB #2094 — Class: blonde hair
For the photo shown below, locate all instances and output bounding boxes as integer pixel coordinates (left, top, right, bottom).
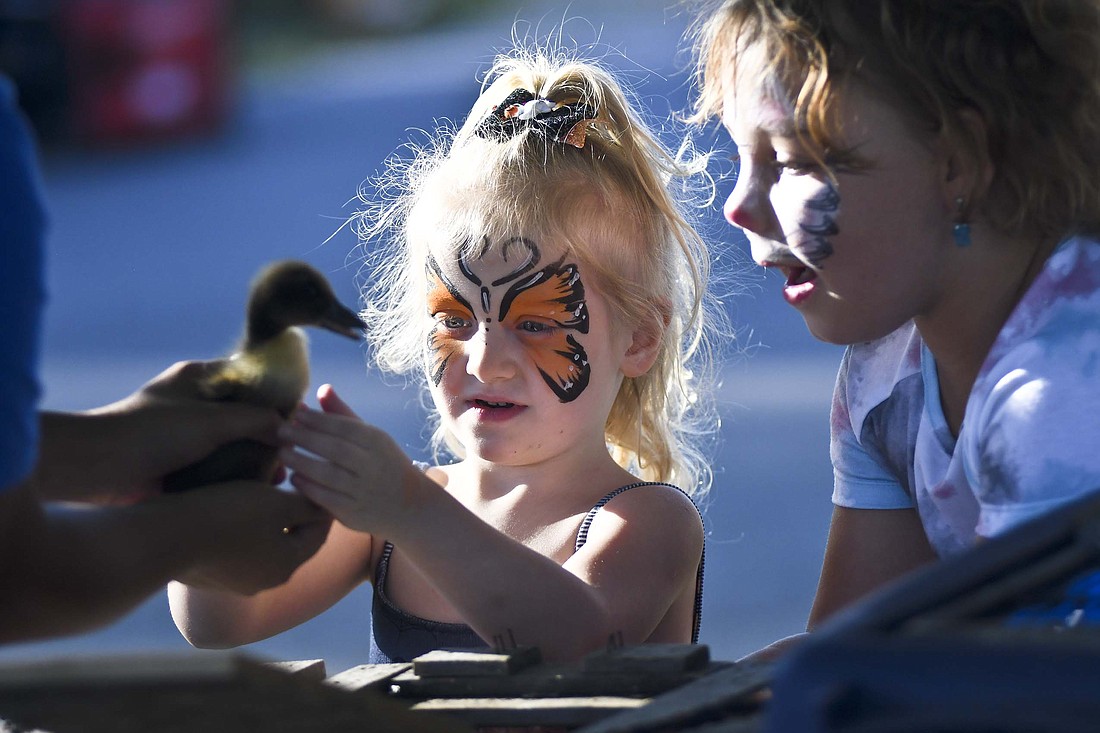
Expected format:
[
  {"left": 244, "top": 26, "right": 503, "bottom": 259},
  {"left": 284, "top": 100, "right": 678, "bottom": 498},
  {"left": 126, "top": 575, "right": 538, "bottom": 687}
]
[
  {"left": 354, "top": 46, "right": 720, "bottom": 497},
  {"left": 689, "top": 0, "right": 1100, "bottom": 241}
]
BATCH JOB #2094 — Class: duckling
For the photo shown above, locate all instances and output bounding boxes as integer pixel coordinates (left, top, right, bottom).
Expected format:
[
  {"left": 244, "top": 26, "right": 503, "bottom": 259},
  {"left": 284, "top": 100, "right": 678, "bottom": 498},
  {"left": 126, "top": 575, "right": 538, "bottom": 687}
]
[{"left": 163, "top": 260, "right": 364, "bottom": 492}]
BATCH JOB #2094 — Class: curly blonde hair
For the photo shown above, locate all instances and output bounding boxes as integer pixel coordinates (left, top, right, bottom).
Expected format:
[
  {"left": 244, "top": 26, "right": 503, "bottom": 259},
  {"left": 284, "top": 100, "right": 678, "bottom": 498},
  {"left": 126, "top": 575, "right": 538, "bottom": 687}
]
[
  {"left": 689, "top": 0, "right": 1100, "bottom": 241},
  {"left": 354, "top": 46, "right": 720, "bottom": 497}
]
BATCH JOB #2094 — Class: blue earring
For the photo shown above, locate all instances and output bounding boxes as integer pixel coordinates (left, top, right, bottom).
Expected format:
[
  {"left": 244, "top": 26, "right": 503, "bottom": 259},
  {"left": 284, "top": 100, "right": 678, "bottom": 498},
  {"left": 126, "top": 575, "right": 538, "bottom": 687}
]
[{"left": 953, "top": 197, "right": 971, "bottom": 247}]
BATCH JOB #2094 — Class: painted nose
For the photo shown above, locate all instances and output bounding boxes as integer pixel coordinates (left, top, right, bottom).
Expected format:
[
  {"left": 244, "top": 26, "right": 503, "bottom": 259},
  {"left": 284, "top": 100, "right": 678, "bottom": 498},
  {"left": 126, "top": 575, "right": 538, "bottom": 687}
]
[{"left": 465, "top": 323, "right": 518, "bottom": 383}]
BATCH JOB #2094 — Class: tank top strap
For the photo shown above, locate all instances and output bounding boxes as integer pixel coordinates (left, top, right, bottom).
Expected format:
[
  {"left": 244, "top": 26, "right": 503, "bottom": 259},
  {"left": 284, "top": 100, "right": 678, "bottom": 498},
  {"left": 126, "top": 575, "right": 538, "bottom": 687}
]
[
  {"left": 573, "top": 481, "right": 706, "bottom": 644},
  {"left": 376, "top": 539, "right": 396, "bottom": 587}
]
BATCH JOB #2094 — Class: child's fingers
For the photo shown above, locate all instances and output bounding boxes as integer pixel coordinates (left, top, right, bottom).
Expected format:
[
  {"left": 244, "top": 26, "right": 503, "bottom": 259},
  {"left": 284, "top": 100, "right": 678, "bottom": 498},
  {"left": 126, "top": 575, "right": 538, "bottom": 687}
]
[
  {"left": 288, "top": 468, "right": 360, "bottom": 519},
  {"left": 279, "top": 420, "right": 369, "bottom": 474},
  {"left": 278, "top": 445, "right": 357, "bottom": 494},
  {"left": 317, "top": 384, "right": 357, "bottom": 417},
  {"left": 286, "top": 403, "right": 363, "bottom": 440}
]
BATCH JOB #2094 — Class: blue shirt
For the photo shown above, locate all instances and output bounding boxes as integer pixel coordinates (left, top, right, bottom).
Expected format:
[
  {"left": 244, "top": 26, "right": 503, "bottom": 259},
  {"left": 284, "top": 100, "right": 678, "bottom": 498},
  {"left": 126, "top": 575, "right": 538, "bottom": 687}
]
[{"left": 0, "top": 76, "right": 47, "bottom": 491}]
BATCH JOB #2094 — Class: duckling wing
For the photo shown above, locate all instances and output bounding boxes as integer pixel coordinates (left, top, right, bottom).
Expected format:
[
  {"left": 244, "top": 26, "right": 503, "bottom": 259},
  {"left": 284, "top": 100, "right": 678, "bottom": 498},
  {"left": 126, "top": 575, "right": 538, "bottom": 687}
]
[{"left": 201, "top": 337, "right": 310, "bottom": 417}]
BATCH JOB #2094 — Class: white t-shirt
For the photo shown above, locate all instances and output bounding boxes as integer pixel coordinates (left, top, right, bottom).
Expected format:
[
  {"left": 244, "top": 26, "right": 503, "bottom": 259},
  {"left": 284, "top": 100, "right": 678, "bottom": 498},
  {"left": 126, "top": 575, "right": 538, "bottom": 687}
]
[{"left": 831, "top": 236, "right": 1100, "bottom": 557}]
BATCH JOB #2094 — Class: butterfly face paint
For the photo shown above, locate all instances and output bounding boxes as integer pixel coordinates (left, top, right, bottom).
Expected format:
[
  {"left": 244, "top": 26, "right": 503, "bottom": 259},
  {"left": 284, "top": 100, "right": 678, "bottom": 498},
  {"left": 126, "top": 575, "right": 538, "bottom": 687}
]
[
  {"left": 789, "top": 180, "right": 839, "bottom": 268},
  {"left": 425, "top": 237, "right": 591, "bottom": 402}
]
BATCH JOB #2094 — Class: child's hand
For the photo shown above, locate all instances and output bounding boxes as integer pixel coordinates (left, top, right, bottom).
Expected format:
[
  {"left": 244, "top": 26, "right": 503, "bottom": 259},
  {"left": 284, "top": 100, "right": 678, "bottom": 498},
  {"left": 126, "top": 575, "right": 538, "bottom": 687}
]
[{"left": 278, "top": 384, "right": 420, "bottom": 535}]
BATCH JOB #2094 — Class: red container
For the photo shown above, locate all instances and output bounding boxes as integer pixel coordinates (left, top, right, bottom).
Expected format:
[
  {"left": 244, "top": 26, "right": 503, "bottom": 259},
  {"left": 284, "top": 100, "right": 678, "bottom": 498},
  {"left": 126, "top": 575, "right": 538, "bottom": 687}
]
[{"left": 57, "top": 0, "right": 231, "bottom": 144}]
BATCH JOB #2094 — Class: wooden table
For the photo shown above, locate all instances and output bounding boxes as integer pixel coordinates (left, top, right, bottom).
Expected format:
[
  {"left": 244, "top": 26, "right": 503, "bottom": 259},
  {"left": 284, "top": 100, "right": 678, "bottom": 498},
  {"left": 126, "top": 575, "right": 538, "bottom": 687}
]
[{"left": 0, "top": 644, "right": 771, "bottom": 732}]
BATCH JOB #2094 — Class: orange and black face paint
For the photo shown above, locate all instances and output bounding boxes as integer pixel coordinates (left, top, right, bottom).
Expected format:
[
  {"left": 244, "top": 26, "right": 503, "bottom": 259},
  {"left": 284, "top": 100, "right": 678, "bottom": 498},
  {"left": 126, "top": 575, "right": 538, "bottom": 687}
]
[
  {"left": 424, "top": 237, "right": 591, "bottom": 402},
  {"left": 425, "top": 256, "right": 475, "bottom": 386}
]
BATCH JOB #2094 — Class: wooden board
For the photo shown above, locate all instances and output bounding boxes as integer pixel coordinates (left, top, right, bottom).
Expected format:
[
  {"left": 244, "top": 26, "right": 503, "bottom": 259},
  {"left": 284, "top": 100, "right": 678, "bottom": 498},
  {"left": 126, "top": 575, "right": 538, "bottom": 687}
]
[
  {"left": 413, "top": 695, "right": 649, "bottom": 728},
  {"left": 325, "top": 663, "right": 411, "bottom": 693},
  {"left": 575, "top": 662, "right": 772, "bottom": 733},
  {"left": 263, "top": 659, "right": 327, "bottom": 682},
  {"left": 391, "top": 661, "right": 731, "bottom": 700},
  {"left": 584, "top": 644, "right": 710, "bottom": 675},
  {"left": 412, "top": 647, "right": 541, "bottom": 677},
  {"left": 0, "top": 653, "right": 470, "bottom": 733}
]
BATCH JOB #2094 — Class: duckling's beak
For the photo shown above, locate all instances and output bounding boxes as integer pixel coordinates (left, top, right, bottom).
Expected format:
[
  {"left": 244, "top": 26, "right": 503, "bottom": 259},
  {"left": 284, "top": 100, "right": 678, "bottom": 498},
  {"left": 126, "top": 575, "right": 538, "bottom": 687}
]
[{"left": 320, "top": 301, "right": 366, "bottom": 340}]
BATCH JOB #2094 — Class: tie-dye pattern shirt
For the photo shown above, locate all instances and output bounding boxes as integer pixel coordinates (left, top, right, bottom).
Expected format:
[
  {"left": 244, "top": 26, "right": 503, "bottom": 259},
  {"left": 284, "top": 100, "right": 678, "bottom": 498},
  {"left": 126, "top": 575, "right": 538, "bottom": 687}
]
[{"left": 831, "top": 236, "right": 1100, "bottom": 557}]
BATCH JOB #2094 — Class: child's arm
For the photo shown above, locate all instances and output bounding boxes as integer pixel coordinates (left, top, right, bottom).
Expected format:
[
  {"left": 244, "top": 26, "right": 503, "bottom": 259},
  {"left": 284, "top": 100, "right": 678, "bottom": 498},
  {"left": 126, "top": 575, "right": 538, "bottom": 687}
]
[
  {"left": 807, "top": 505, "right": 937, "bottom": 628},
  {"left": 168, "top": 519, "right": 372, "bottom": 648},
  {"left": 280, "top": 386, "right": 704, "bottom": 661}
]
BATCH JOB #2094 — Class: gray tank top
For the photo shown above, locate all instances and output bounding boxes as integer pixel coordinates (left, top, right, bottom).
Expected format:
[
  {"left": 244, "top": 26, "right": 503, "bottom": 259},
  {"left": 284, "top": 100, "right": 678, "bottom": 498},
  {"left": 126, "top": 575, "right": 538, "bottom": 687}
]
[{"left": 367, "top": 481, "right": 704, "bottom": 663}]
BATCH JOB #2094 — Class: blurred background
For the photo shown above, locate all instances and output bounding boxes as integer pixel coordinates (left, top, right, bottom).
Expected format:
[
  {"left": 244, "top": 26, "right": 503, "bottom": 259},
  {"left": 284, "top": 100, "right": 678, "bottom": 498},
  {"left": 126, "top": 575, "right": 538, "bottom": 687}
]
[{"left": 0, "top": 0, "right": 842, "bottom": 672}]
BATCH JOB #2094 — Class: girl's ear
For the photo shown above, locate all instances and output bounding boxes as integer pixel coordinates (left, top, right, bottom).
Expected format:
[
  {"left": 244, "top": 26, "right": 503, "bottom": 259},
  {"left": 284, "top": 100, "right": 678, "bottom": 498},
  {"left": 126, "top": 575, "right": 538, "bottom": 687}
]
[
  {"left": 621, "top": 302, "right": 670, "bottom": 378},
  {"left": 940, "top": 107, "right": 995, "bottom": 215}
]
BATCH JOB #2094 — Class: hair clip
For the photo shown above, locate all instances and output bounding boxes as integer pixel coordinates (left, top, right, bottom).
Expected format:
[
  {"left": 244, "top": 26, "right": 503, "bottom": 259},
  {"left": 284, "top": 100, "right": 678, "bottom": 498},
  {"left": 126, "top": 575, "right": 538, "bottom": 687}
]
[{"left": 474, "top": 88, "right": 597, "bottom": 149}]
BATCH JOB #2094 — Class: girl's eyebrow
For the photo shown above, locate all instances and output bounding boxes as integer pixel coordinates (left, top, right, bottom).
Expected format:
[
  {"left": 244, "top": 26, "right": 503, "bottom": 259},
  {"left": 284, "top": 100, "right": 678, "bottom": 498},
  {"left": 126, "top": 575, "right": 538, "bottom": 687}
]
[{"left": 427, "top": 291, "right": 467, "bottom": 308}]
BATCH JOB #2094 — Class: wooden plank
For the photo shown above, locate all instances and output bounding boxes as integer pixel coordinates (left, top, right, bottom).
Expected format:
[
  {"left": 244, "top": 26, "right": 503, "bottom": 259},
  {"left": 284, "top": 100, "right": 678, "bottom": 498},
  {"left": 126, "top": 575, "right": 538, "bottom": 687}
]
[
  {"left": 0, "top": 652, "right": 243, "bottom": 689},
  {"left": 0, "top": 653, "right": 472, "bottom": 733},
  {"left": 264, "top": 659, "right": 326, "bottom": 681},
  {"left": 575, "top": 662, "right": 772, "bottom": 733},
  {"left": 412, "top": 695, "right": 648, "bottom": 728},
  {"left": 325, "top": 663, "right": 411, "bottom": 692},
  {"left": 584, "top": 644, "right": 710, "bottom": 675},
  {"left": 390, "top": 661, "right": 730, "bottom": 699},
  {"left": 411, "top": 647, "right": 541, "bottom": 677}
]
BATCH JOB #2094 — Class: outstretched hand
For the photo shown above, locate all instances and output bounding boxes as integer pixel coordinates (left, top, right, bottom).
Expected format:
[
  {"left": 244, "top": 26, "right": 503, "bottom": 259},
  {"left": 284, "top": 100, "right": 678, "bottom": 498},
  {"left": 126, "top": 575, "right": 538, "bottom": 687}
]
[{"left": 278, "top": 384, "right": 421, "bottom": 535}]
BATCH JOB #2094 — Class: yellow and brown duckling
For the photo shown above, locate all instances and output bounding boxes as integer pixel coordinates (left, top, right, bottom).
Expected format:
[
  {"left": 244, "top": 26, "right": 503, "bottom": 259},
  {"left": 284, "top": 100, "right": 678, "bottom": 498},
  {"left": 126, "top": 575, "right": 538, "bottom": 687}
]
[{"left": 163, "top": 260, "right": 364, "bottom": 492}]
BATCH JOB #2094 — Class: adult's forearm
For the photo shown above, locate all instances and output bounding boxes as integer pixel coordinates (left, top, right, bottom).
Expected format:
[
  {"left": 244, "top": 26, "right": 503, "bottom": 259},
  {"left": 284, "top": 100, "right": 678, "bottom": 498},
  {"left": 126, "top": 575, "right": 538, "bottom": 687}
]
[
  {"left": 0, "top": 487, "right": 195, "bottom": 644},
  {"left": 33, "top": 411, "right": 117, "bottom": 500}
]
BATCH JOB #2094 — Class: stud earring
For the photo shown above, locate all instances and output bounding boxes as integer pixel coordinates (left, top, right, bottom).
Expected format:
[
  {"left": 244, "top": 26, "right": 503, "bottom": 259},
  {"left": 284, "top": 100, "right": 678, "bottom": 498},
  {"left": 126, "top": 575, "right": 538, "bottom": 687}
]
[{"left": 953, "top": 197, "right": 971, "bottom": 247}]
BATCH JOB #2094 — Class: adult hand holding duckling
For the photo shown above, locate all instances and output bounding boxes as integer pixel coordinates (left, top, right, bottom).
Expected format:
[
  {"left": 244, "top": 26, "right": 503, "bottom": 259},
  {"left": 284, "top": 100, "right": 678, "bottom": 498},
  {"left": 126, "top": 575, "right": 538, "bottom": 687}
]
[
  {"left": 34, "top": 360, "right": 282, "bottom": 505},
  {"left": 163, "top": 261, "right": 364, "bottom": 492}
]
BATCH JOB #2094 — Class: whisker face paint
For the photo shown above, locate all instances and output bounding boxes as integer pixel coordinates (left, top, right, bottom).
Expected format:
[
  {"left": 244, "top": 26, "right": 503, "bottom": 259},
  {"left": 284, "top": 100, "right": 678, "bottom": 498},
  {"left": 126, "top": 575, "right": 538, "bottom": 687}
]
[{"left": 425, "top": 238, "right": 592, "bottom": 402}]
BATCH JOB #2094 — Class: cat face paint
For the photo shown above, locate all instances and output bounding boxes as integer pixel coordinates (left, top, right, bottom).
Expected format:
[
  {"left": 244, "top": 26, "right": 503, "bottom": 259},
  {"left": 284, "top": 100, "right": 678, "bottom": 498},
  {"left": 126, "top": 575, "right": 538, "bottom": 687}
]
[{"left": 425, "top": 237, "right": 591, "bottom": 402}]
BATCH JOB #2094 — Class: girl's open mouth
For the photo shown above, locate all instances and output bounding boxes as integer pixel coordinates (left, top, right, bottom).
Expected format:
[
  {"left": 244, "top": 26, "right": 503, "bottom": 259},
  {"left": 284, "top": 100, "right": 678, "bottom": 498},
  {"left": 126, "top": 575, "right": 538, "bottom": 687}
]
[
  {"left": 468, "top": 398, "right": 525, "bottom": 422},
  {"left": 474, "top": 399, "right": 516, "bottom": 409},
  {"left": 782, "top": 265, "right": 818, "bottom": 305}
]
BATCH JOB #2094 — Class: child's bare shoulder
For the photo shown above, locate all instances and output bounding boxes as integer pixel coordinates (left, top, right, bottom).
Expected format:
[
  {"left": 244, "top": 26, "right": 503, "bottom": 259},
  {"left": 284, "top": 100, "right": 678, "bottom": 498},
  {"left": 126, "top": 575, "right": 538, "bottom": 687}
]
[{"left": 590, "top": 482, "right": 703, "bottom": 533}]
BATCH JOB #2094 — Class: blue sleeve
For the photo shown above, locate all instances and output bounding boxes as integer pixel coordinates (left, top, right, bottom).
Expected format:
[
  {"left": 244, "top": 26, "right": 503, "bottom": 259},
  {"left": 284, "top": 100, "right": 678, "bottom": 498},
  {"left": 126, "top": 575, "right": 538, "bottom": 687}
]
[{"left": 0, "top": 76, "right": 48, "bottom": 491}]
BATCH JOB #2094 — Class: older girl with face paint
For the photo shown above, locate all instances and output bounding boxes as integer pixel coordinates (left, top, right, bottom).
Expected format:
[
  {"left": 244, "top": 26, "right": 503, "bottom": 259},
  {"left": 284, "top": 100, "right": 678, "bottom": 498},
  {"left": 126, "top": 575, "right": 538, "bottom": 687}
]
[
  {"left": 169, "top": 48, "right": 718, "bottom": 663},
  {"left": 692, "top": 0, "right": 1100, "bottom": 643}
]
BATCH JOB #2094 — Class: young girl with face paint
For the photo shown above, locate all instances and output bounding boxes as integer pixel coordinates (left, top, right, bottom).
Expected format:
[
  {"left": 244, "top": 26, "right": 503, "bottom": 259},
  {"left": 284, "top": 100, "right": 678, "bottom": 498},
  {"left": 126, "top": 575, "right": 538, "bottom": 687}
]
[
  {"left": 691, "top": 0, "right": 1100, "bottom": 635},
  {"left": 169, "top": 48, "right": 716, "bottom": 663}
]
